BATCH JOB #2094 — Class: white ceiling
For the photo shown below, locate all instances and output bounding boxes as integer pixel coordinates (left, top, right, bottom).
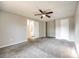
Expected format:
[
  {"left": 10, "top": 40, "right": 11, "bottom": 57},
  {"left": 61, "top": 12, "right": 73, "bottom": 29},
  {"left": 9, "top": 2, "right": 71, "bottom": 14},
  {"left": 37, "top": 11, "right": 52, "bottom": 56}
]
[{"left": 0, "top": 1, "right": 77, "bottom": 21}]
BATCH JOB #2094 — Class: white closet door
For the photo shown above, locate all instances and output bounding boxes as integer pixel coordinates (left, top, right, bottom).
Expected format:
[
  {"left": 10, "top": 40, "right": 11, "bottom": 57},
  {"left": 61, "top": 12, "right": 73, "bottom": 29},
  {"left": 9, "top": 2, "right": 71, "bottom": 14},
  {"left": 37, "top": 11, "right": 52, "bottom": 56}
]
[
  {"left": 56, "top": 20, "right": 61, "bottom": 39},
  {"left": 56, "top": 19, "right": 69, "bottom": 40},
  {"left": 60, "top": 19, "right": 69, "bottom": 40}
]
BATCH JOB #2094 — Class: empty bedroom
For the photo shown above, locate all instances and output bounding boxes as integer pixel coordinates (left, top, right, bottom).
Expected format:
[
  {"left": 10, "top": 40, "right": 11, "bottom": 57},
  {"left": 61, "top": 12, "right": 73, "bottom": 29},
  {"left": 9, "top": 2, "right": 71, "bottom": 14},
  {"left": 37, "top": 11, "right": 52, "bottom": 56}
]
[{"left": 0, "top": 1, "right": 79, "bottom": 58}]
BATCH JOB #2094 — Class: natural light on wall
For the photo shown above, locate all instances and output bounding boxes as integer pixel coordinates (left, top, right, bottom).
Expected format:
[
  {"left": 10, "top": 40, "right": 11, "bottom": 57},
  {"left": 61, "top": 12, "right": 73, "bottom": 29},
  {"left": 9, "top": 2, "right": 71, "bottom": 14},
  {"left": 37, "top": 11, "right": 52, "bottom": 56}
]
[
  {"left": 27, "top": 19, "right": 39, "bottom": 41},
  {"left": 27, "top": 19, "right": 34, "bottom": 40}
]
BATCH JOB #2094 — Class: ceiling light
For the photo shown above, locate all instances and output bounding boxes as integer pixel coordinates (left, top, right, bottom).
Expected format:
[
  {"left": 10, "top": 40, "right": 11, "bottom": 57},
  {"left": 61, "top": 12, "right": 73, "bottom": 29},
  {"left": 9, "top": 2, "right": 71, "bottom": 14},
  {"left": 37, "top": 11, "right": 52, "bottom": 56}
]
[{"left": 42, "top": 15, "right": 45, "bottom": 17}]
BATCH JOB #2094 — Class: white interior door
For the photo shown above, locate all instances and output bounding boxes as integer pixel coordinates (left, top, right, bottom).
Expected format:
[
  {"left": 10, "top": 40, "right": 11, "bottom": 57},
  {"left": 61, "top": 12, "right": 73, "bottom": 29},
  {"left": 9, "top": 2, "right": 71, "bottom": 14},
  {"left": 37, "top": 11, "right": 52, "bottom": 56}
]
[
  {"left": 56, "top": 19, "right": 69, "bottom": 40},
  {"left": 60, "top": 19, "right": 69, "bottom": 40}
]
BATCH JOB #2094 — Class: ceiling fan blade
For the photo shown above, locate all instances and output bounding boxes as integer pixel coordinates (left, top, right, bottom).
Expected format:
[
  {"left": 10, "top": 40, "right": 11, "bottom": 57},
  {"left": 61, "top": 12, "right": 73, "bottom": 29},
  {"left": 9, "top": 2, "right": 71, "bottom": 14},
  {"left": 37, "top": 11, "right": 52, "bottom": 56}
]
[
  {"left": 34, "top": 14, "right": 42, "bottom": 16},
  {"left": 46, "top": 11, "right": 53, "bottom": 14},
  {"left": 39, "top": 9, "right": 44, "bottom": 14},
  {"left": 41, "top": 16, "right": 43, "bottom": 19},
  {"left": 45, "top": 15, "right": 50, "bottom": 18}
]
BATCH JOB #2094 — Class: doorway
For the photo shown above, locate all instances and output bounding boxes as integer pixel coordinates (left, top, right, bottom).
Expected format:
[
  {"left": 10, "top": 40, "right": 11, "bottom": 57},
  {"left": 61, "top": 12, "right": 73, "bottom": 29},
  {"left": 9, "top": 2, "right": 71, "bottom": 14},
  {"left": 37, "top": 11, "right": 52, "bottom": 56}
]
[
  {"left": 56, "top": 19, "right": 69, "bottom": 40},
  {"left": 27, "top": 19, "right": 34, "bottom": 41},
  {"left": 27, "top": 19, "right": 39, "bottom": 41}
]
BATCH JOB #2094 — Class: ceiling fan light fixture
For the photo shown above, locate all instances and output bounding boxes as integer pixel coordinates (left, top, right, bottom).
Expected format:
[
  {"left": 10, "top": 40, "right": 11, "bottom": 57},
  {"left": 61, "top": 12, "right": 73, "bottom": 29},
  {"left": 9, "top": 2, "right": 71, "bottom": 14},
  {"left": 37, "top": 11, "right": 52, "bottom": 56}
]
[
  {"left": 42, "top": 15, "right": 45, "bottom": 17},
  {"left": 34, "top": 9, "right": 53, "bottom": 19}
]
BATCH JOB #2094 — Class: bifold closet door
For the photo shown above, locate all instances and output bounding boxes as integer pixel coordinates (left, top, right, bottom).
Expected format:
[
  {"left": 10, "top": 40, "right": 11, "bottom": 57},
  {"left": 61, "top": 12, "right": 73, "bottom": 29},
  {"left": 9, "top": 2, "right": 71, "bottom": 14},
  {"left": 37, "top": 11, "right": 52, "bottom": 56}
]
[
  {"left": 60, "top": 19, "right": 69, "bottom": 40},
  {"left": 56, "top": 19, "right": 69, "bottom": 40}
]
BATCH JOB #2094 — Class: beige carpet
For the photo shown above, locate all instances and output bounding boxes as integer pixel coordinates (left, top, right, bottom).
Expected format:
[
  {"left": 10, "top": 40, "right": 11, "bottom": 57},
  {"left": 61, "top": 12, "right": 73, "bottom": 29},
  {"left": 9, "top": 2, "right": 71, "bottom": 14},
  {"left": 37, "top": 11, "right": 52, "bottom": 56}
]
[{"left": 0, "top": 38, "right": 78, "bottom": 58}]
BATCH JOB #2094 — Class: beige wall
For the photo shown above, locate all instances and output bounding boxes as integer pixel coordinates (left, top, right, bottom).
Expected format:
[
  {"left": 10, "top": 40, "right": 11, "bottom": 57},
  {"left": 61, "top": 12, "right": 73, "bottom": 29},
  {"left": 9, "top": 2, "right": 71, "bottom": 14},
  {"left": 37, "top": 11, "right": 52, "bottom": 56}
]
[
  {"left": 0, "top": 11, "right": 27, "bottom": 48},
  {"left": 75, "top": 2, "right": 79, "bottom": 55},
  {"left": 0, "top": 10, "right": 46, "bottom": 48},
  {"left": 47, "top": 20, "right": 55, "bottom": 37}
]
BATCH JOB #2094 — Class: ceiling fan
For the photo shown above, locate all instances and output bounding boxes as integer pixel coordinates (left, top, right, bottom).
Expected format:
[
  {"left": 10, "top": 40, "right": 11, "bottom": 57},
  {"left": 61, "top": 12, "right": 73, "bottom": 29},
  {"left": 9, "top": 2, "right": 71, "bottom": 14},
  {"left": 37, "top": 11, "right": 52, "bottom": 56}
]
[{"left": 34, "top": 9, "right": 53, "bottom": 19}]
